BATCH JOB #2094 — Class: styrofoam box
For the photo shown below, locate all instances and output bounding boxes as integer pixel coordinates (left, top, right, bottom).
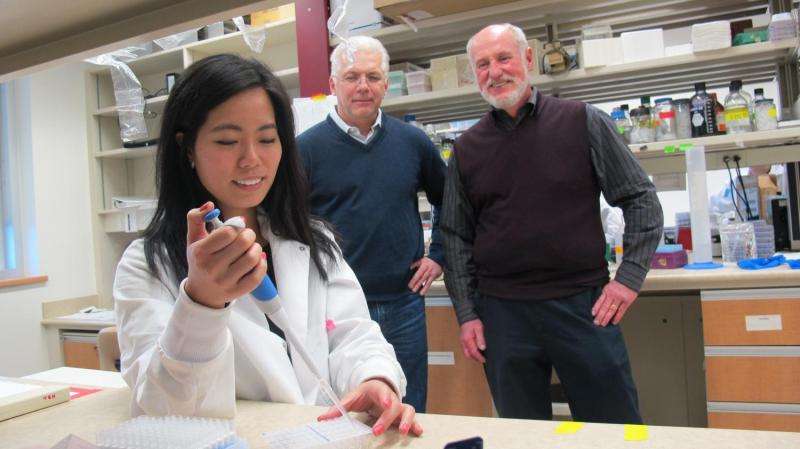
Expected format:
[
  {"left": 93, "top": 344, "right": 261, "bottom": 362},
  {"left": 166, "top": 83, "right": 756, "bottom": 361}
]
[
  {"left": 621, "top": 29, "right": 664, "bottom": 63},
  {"left": 692, "top": 21, "right": 731, "bottom": 52},
  {"left": 665, "top": 44, "right": 693, "bottom": 57},
  {"left": 580, "top": 37, "right": 624, "bottom": 68}
]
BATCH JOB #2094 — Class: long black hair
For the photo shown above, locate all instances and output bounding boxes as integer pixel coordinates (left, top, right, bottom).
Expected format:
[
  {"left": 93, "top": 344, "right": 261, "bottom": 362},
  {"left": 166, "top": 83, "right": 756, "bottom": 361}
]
[{"left": 143, "top": 53, "right": 338, "bottom": 282}]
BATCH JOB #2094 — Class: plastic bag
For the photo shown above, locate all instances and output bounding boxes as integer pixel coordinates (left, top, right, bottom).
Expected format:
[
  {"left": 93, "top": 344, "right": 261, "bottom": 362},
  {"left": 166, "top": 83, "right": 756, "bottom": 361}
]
[
  {"left": 233, "top": 17, "right": 267, "bottom": 53},
  {"left": 328, "top": 0, "right": 358, "bottom": 70},
  {"left": 718, "top": 212, "right": 756, "bottom": 263},
  {"left": 86, "top": 48, "right": 149, "bottom": 142},
  {"left": 154, "top": 29, "right": 199, "bottom": 50},
  {"left": 601, "top": 207, "right": 625, "bottom": 244}
]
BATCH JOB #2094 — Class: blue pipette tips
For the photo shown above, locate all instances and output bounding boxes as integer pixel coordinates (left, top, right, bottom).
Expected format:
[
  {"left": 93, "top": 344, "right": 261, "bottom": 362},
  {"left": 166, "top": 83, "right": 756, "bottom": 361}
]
[{"left": 204, "top": 208, "right": 221, "bottom": 223}]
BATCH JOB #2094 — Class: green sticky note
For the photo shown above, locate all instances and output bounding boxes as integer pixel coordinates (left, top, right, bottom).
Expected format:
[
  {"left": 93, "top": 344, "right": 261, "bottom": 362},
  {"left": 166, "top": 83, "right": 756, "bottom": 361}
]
[
  {"left": 663, "top": 145, "right": 676, "bottom": 154},
  {"left": 678, "top": 143, "right": 693, "bottom": 152},
  {"left": 624, "top": 424, "right": 649, "bottom": 441},
  {"left": 555, "top": 421, "right": 584, "bottom": 435}
]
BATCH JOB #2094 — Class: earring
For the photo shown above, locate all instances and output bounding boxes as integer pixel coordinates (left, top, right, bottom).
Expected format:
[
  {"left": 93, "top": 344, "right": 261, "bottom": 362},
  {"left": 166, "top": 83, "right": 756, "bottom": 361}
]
[{"left": 189, "top": 160, "right": 195, "bottom": 169}]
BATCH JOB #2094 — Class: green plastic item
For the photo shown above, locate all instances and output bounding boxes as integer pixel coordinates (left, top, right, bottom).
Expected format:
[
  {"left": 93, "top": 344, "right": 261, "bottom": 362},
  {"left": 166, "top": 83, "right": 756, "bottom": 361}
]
[{"left": 733, "top": 30, "right": 769, "bottom": 46}]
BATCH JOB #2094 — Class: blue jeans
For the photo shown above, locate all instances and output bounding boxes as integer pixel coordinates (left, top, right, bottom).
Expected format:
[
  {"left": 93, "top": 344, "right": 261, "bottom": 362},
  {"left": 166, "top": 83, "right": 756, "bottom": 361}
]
[
  {"left": 367, "top": 293, "right": 428, "bottom": 412},
  {"left": 477, "top": 287, "right": 641, "bottom": 423}
]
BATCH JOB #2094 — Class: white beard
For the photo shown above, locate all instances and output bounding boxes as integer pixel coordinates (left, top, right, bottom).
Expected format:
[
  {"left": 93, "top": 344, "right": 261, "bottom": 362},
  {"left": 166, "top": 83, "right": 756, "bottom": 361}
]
[{"left": 480, "top": 77, "right": 531, "bottom": 110}]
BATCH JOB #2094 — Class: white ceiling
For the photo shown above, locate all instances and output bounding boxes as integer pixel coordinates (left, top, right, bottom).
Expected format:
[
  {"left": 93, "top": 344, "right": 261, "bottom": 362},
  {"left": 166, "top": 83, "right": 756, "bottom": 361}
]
[{"left": 0, "top": 0, "right": 289, "bottom": 82}]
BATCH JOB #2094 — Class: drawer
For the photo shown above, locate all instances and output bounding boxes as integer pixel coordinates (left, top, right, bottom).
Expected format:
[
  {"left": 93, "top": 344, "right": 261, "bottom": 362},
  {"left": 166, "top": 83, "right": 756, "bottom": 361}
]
[
  {"left": 708, "top": 403, "right": 800, "bottom": 432},
  {"left": 705, "top": 347, "right": 800, "bottom": 404},
  {"left": 426, "top": 299, "right": 494, "bottom": 417},
  {"left": 701, "top": 289, "right": 800, "bottom": 346}
]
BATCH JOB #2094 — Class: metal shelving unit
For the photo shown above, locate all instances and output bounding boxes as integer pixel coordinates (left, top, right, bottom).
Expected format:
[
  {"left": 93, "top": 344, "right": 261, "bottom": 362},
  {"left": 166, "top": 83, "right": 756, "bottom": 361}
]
[
  {"left": 334, "top": 0, "right": 771, "bottom": 63},
  {"left": 382, "top": 39, "right": 797, "bottom": 123}
]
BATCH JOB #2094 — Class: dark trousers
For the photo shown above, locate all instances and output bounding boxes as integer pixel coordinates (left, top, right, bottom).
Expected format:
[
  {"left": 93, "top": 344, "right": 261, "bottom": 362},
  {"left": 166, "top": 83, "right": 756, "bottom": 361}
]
[
  {"left": 367, "top": 293, "right": 428, "bottom": 412},
  {"left": 477, "top": 286, "right": 642, "bottom": 424}
]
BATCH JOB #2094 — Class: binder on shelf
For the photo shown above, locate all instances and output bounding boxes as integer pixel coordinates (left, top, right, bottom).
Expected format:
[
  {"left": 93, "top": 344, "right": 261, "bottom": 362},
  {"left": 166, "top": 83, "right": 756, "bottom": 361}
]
[{"left": 0, "top": 378, "right": 70, "bottom": 421}]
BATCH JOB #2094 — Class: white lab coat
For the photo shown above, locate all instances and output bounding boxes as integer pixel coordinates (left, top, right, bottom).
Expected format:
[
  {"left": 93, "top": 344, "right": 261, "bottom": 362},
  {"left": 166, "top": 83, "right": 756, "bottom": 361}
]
[{"left": 114, "top": 222, "right": 406, "bottom": 418}]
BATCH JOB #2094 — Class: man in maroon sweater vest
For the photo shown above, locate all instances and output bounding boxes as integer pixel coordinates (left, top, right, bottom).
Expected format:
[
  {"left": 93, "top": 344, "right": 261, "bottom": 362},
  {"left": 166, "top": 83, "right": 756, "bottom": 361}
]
[{"left": 441, "top": 24, "right": 663, "bottom": 423}]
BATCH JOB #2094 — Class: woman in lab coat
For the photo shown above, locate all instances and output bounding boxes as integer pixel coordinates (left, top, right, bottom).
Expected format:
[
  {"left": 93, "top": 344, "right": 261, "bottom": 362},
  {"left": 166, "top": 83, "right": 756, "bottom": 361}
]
[{"left": 113, "top": 53, "right": 422, "bottom": 436}]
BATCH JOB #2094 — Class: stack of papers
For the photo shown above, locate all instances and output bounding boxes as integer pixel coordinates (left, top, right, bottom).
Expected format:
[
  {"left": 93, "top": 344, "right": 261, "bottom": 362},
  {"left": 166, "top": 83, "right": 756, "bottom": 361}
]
[{"left": 111, "top": 197, "right": 156, "bottom": 209}]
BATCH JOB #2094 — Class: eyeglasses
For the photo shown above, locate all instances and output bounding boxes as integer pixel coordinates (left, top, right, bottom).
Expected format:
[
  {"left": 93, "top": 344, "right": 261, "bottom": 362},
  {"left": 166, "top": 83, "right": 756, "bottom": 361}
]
[{"left": 338, "top": 73, "right": 385, "bottom": 86}]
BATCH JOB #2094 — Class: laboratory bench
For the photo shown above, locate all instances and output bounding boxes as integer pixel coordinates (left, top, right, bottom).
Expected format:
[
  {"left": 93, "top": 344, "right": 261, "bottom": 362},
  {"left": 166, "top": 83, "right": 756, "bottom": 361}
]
[
  {"left": 1, "top": 386, "right": 799, "bottom": 449},
  {"left": 423, "top": 262, "right": 800, "bottom": 432}
]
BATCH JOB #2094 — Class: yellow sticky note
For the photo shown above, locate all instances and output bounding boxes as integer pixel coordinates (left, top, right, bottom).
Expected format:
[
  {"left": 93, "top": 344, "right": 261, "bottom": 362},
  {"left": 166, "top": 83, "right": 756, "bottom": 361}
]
[
  {"left": 624, "top": 424, "right": 649, "bottom": 441},
  {"left": 555, "top": 421, "right": 584, "bottom": 435}
]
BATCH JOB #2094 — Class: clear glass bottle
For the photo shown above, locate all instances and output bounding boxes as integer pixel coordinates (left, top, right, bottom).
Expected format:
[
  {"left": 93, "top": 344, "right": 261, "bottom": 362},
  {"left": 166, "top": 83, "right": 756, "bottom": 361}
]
[
  {"left": 630, "top": 106, "right": 655, "bottom": 144},
  {"left": 674, "top": 99, "right": 692, "bottom": 139},
  {"left": 691, "top": 82, "right": 716, "bottom": 137},
  {"left": 654, "top": 97, "right": 677, "bottom": 141},
  {"left": 724, "top": 82, "right": 753, "bottom": 134},
  {"left": 754, "top": 98, "right": 779, "bottom": 131},
  {"left": 753, "top": 88, "right": 766, "bottom": 102}
]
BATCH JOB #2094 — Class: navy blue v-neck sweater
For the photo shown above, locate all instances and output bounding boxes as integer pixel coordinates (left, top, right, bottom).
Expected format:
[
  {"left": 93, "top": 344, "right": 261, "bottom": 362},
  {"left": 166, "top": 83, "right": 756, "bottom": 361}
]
[{"left": 298, "top": 114, "right": 446, "bottom": 300}]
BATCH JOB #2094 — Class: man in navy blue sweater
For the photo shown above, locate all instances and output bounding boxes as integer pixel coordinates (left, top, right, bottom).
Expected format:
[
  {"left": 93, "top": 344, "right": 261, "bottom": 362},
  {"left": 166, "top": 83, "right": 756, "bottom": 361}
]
[{"left": 298, "top": 36, "right": 447, "bottom": 412}]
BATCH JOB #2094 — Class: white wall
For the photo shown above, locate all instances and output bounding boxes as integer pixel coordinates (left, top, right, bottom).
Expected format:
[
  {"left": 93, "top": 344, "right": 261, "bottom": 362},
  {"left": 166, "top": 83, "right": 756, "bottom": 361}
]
[{"left": 0, "top": 62, "right": 96, "bottom": 376}]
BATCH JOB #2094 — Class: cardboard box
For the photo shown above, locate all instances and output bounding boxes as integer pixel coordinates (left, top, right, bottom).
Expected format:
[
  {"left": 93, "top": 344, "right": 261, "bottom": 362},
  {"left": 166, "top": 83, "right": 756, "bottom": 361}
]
[
  {"left": 374, "top": 0, "right": 518, "bottom": 23},
  {"left": 759, "top": 174, "right": 780, "bottom": 221},
  {"left": 251, "top": 4, "right": 295, "bottom": 26},
  {"left": 430, "top": 54, "right": 473, "bottom": 90}
]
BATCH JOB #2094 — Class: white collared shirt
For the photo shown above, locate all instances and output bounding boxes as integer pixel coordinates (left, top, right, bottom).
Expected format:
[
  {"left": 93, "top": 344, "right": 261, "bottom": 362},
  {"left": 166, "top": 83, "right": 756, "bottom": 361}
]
[{"left": 330, "top": 107, "right": 383, "bottom": 144}]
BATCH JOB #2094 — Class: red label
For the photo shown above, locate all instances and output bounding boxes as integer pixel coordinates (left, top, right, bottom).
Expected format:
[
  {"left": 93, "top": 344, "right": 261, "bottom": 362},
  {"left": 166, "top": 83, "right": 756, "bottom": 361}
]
[
  {"left": 69, "top": 387, "right": 102, "bottom": 399},
  {"left": 659, "top": 111, "right": 675, "bottom": 119}
]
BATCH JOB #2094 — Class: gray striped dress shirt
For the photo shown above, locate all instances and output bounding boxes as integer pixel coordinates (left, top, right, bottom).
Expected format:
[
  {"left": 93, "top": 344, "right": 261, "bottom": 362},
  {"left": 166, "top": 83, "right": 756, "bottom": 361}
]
[{"left": 441, "top": 91, "right": 664, "bottom": 325}]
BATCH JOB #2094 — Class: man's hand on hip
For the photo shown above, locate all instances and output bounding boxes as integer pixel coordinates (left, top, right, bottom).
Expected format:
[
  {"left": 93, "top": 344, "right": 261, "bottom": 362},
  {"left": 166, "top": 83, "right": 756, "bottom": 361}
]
[
  {"left": 409, "top": 257, "right": 443, "bottom": 296},
  {"left": 459, "top": 319, "right": 486, "bottom": 363},
  {"left": 591, "top": 280, "right": 638, "bottom": 326}
]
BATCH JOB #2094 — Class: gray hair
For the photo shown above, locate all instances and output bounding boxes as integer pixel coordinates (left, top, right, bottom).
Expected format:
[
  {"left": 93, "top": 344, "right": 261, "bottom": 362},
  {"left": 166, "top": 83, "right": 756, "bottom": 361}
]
[
  {"left": 466, "top": 23, "right": 529, "bottom": 65},
  {"left": 330, "top": 36, "right": 390, "bottom": 77}
]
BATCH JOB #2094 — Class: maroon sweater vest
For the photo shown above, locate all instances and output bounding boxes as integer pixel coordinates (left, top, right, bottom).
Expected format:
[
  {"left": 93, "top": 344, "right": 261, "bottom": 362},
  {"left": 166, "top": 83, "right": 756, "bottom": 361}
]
[{"left": 454, "top": 92, "right": 609, "bottom": 300}]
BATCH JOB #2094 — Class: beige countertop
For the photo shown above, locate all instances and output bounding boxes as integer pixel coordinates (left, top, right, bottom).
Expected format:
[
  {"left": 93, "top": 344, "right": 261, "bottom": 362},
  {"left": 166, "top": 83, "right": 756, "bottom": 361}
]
[
  {"left": 2, "top": 388, "right": 798, "bottom": 449},
  {"left": 425, "top": 261, "right": 800, "bottom": 298}
]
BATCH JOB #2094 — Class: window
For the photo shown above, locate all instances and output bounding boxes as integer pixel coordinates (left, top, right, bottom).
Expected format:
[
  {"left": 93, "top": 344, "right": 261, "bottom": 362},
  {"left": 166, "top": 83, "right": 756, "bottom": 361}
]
[{"left": 0, "top": 80, "right": 35, "bottom": 280}]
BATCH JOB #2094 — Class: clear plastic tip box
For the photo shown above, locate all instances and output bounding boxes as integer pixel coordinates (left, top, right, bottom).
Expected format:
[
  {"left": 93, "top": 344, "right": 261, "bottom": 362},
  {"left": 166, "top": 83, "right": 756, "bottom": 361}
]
[
  {"left": 262, "top": 416, "right": 373, "bottom": 449},
  {"left": 96, "top": 415, "right": 247, "bottom": 449}
]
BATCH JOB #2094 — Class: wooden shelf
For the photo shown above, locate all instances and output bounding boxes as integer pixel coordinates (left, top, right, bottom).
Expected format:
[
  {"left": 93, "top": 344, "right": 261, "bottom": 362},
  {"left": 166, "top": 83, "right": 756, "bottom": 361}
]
[
  {"left": 93, "top": 95, "right": 168, "bottom": 117},
  {"left": 87, "top": 47, "right": 183, "bottom": 76},
  {"left": 631, "top": 127, "right": 800, "bottom": 175},
  {"left": 94, "top": 146, "right": 156, "bottom": 159},
  {"left": 382, "top": 39, "right": 798, "bottom": 123},
  {"left": 275, "top": 66, "right": 300, "bottom": 90},
  {"left": 185, "top": 18, "right": 297, "bottom": 53}
]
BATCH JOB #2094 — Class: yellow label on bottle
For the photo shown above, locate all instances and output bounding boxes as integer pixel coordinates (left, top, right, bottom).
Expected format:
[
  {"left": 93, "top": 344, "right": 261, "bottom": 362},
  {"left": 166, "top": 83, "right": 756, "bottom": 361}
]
[
  {"left": 768, "top": 107, "right": 777, "bottom": 118},
  {"left": 441, "top": 149, "right": 452, "bottom": 160},
  {"left": 724, "top": 107, "right": 749, "bottom": 122}
]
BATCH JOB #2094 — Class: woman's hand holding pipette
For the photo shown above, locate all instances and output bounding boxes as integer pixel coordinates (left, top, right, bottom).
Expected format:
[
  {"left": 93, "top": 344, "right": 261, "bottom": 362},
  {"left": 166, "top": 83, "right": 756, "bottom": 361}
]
[
  {"left": 185, "top": 202, "right": 267, "bottom": 309},
  {"left": 317, "top": 378, "right": 423, "bottom": 437}
]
